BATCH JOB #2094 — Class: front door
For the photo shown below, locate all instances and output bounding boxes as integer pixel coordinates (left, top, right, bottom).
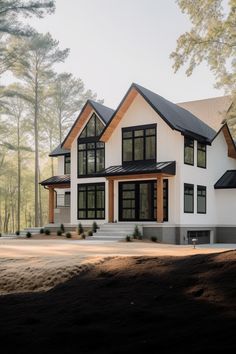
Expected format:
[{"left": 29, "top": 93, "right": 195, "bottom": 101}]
[{"left": 119, "top": 180, "right": 168, "bottom": 222}]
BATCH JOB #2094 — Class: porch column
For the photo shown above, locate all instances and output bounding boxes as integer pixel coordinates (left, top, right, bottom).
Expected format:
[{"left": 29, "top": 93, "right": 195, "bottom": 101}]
[
  {"left": 157, "top": 176, "right": 164, "bottom": 223},
  {"left": 48, "top": 186, "right": 55, "bottom": 224},
  {"left": 108, "top": 179, "right": 114, "bottom": 223}
]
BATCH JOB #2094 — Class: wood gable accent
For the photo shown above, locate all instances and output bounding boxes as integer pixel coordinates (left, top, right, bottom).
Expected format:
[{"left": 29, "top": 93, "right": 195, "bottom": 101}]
[
  {"left": 62, "top": 103, "right": 93, "bottom": 149},
  {"left": 222, "top": 124, "right": 236, "bottom": 159},
  {"left": 100, "top": 87, "right": 138, "bottom": 142}
]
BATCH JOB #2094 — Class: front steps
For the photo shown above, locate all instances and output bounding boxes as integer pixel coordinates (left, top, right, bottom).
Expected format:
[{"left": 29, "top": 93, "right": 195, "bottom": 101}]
[{"left": 91, "top": 223, "right": 142, "bottom": 241}]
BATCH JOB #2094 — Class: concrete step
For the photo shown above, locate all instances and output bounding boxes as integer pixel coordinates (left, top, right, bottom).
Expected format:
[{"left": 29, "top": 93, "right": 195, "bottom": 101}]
[
  {"left": 95, "top": 231, "right": 133, "bottom": 237},
  {"left": 89, "top": 235, "right": 125, "bottom": 241}
]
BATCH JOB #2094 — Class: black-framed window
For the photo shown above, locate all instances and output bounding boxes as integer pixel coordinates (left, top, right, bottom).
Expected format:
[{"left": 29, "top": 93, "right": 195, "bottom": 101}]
[
  {"left": 122, "top": 124, "right": 156, "bottom": 163},
  {"left": 184, "top": 137, "right": 194, "bottom": 165},
  {"left": 78, "top": 141, "right": 104, "bottom": 176},
  {"left": 64, "top": 154, "right": 71, "bottom": 174},
  {"left": 184, "top": 183, "right": 194, "bottom": 213},
  {"left": 197, "top": 185, "right": 206, "bottom": 214},
  {"left": 197, "top": 142, "right": 206, "bottom": 168},
  {"left": 79, "top": 113, "right": 104, "bottom": 138},
  {"left": 78, "top": 183, "right": 105, "bottom": 219}
]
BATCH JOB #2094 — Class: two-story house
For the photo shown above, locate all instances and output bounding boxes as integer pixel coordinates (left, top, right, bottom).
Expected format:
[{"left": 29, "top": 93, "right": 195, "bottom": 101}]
[{"left": 40, "top": 83, "right": 236, "bottom": 244}]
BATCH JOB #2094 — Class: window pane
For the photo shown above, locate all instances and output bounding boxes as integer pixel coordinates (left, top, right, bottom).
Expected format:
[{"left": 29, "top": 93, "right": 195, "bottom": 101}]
[
  {"left": 88, "top": 210, "right": 95, "bottom": 218},
  {"left": 87, "top": 142, "right": 95, "bottom": 149},
  {"left": 146, "top": 128, "right": 156, "bottom": 136},
  {"left": 197, "top": 143, "right": 206, "bottom": 168},
  {"left": 78, "top": 191, "right": 86, "bottom": 209},
  {"left": 184, "top": 137, "right": 194, "bottom": 165},
  {"left": 123, "top": 131, "right": 132, "bottom": 138},
  {"left": 80, "top": 128, "right": 86, "bottom": 138},
  {"left": 96, "top": 142, "right": 104, "bottom": 148},
  {"left": 96, "top": 210, "right": 105, "bottom": 218},
  {"left": 87, "top": 191, "right": 95, "bottom": 208},
  {"left": 134, "top": 129, "right": 144, "bottom": 137},
  {"left": 122, "top": 209, "right": 135, "bottom": 219},
  {"left": 78, "top": 151, "right": 86, "bottom": 175},
  {"left": 97, "top": 190, "right": 105, "bottom": 208},
  {"left": 123, "top": 139, "right": 133, "bottom": 161},
  {"left": 123, "top": 183, "right": 135, "bottom": 190},
  {"left": 87, "top": 150, "right": 95, "bottom": 174},
  {"left": 197, "top": 186, "right": 206, "bottom": 213},
  {"left": 123, "top": 190, "right": 135, "bottom": 199},
  {"left": 78, "top": 210, "right": 86, "bottom": 218},
  {"left": 123, "top": 200, "right": 135, "bottom": 208},
  {"left": 184, "top": 184, "right": 194, "bottom": 213},
  {"left": 96, "top": 149, "right": 105, "bottom": 172},
  {"left": 146, "top": 136, "right": 156, "bottom": 160},
  {"left": 78, "top": 143, "right": 86, "bottom": 150},
  {"left": 96, "top": 117, "right": 104, "bottom": 136},
  {"left": 134, "top": 137, "right": 144, "bottom": 160},
  {"left": 86, "top": 116, "right": 95, "bottom": 136}
]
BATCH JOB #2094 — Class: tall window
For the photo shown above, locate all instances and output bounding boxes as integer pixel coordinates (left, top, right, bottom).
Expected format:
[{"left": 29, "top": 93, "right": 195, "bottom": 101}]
[
  {"left": 184, "top": 137, "right": 194, "bottom": 165},
  {"left": 184, "top": 183, "right": 194, "bottom": 213},
  {"left": 64, "top": 154, "right": 71, "bottom": 174},
  {"left": 197, "top": 142, "right": 206, "bottom": 168},
  {"left": 78, "top": 142, "right": 104, "bottom": 175},
  {"left": 122, "top": 124, "right": 156, "bottom": 163},
  {"left": 78, "top": 113, "right": 105, "bottom": 176},
  {"left": 197, "top": 185, "right": 206, "bottom": 214},
  {"left": 78, "top": 183, "right": 105, "bottom": 219}
]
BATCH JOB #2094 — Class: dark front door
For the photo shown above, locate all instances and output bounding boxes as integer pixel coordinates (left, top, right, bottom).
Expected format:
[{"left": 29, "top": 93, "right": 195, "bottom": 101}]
[{"left": 119, "top": 180, "right": 168, "bottom": 222}]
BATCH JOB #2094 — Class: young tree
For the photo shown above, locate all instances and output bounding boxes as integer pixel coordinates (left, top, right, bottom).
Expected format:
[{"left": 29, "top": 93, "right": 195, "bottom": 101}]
[
  {"left": 171, "top": 0, "right": 236, "bottom": 131},
  {"left": 9, "top": 33, "right": 69, "bottom": 226}
]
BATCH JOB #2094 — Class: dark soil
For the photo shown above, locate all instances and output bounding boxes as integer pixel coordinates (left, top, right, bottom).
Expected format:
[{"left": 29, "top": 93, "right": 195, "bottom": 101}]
[{"left": 0, "top": 251, "right": 235, "bottom": 354}]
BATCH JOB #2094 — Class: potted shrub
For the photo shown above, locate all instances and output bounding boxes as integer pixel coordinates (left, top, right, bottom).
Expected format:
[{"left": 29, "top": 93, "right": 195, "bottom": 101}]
[
  {"left": 92, "top": 221, "right": 99, "bottom": 233},
  {"left": 78, "top": 222, "right": 84, "bottom": 235}
]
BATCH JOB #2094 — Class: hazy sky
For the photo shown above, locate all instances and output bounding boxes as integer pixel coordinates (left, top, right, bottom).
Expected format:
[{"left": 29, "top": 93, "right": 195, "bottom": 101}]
[{"left": 29, "top": 0, "right": 224, "bottom": 108}]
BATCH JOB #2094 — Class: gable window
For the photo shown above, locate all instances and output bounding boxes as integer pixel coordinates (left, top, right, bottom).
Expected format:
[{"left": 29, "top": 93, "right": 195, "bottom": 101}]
[
  {"left": 184, "top": 183, "right": 194, "bottom": 213},
  {"left": 122, "top": 124, "right": 156, "bottom": 163},
  {"left": 64, "top": 154, "right": 71, "bottom": 174},
  {"left": 197, "top": 185, "right": 206, "bottom": 214},
  {"left": 197, "top": 142, "right": 206, "bottom": 168},
  {"left": 78, "top": 183, "right": 105, "bottom": 219},
  {"left": 184, "top": 137, "right": 194, "bottom": 165},
  {"left": 80, "top": 113, "right": 104, "bottom": 138},
  {"left": 77, "top": 113, "right": 105, "bottom": 176}
]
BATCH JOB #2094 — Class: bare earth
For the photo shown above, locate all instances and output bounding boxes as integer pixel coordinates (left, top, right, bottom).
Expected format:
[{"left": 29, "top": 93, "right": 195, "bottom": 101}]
[
  {"left": 0, "top": 238, "right": 235, "bottom": 353},
  {"left": 0, "top": 238, "right": 235, "bottom": 294}
]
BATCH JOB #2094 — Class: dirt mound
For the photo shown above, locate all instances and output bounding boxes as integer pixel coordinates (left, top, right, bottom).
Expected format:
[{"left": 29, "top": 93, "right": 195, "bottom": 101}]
[{"left": 0, "top": 251, "right": 235, "bottom": 354}]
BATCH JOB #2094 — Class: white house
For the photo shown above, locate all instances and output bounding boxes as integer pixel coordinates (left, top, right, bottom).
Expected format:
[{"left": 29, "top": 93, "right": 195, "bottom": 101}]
[{"left": 40, "top": 83, "right": 236, "bottom": 244}]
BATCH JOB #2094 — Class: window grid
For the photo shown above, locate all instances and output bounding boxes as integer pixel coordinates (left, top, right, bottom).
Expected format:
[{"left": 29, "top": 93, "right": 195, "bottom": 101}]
[
  {"left": 184, "top": 183, "right": 194, "bottom": 213},
  {"left": 77, "top": 183, "right": 105, "bottom": 220},
  {"left": 197, "top": 185, "right": 207, "bottom": 214}
]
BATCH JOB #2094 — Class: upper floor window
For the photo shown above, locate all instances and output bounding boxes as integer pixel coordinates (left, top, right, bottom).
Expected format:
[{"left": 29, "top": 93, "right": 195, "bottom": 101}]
[
  {"left": 184, "top": 183, "right": 194, "bottom": 213},
  {"left": 78, "top": 141, "right": 105, "bottom": 176},
  {"left": 80, "top": 113, "right": 104, "bottom": 138},
  {"left": 184, "top": 137, "right": 194, "bottom": 165},
  {"left": 64, "top": 154, "right": 71, "bottom": 174},
  {"left": 122, "top": 124, "right": 156, "bottom": 163},
  {"left": 197, "top": 142, "right": 206, "bottom": 168},
  {"left": 197, "top": 185, "right": 206, "bottom": 214}
]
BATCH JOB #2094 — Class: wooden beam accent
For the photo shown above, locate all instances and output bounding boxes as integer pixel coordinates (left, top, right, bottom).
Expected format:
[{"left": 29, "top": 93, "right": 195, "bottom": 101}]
[
  {"left": 106, "top": 173, "right": 173, "bottom": 181},
  {"left": 101, "top": 88, "right": 138, "bottom": 142},
  {"left": 222, "top": 125, "right": 236, "bottom": 159},
  {"left": 48, "top": 187, "right": 55, "bottom": 224},
  {"left": 157, "top": 176, "right": 164, "bottom": 223},
  {"left": 45, "top": 183, "right": 70, "bottom": 189},
  {"left": 108, "top": 179, "right": 114, "bottom": 223},
  {"left": 63, "top": 104, "right": 93, "bottom": 149}
]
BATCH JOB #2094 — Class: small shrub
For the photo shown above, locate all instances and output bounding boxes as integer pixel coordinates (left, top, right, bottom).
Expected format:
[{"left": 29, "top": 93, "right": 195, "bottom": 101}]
[
  {"left": 92, "top": 221, "right": 99, "bottom": 233},
  {"left": 26, "top": 232, "right": 31, "bottom": 238},
  {"left": 78, "top": 222, "right": 84, "bottom": 235},
  {"left": 151, "top": 236, "right": 157, "bottom": 242},
  {"left": 60, "top": 224, "right": 65, "bottom": 233},
  {"left": 57, "top": 230, "right": 62, "bottom": 236},
  {"left": 44, "top": 229, "right": 50, "bottom": 235},
  {"left": 126, "top": 235, "right": 132, "bottom": 242},
  {"left": 81, "top": 233, "right": 86, "bottom": 239},
  {"left": 15, "top": 230, "right": 20, "bottom": 236},
  {"left": 133, "top": 225, "right": 142, "bottom": 240},
  {"left": 88, "top": 230, "right": 93, "bottom": 236},
  {"left": 39, "top": 228, "right": 44, "bottom": 234},
  {"left": 66, "top": 232, "right": 72, "bottom": 238}
]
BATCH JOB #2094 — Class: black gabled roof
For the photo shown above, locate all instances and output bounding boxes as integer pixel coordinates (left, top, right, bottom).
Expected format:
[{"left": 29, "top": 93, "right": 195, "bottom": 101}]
[
  {"left": 92, "top": 161, "right": 176, "bottom": 177},
  {"left": 40, "top": 175, "right": 70, "bottom": 186},
  {"left": 132, "top": 83, "right": 216, "bottom": 143},
  {"left": 214, "top": 170, "right": 236, "bottom": 189},
  {"left": 88, "top": 100, "right": 114, "bottom": 124},
  {"left": 49, "top": 144, "right": 70, "bottom": 157}
]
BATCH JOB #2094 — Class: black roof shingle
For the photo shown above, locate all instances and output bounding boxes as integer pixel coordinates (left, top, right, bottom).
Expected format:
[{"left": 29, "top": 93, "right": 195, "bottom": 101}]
[
  {"left": 214, "top": 170, "right": 236, "bottom": 189},
  {"left": 40, "top": 175, "right": 70, "bottom": 186}
]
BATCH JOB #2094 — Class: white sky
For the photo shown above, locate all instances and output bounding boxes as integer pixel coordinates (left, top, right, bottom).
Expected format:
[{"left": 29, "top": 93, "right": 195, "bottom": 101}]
[{"left": 28, "top": 0, "right": 224, "bottom": 109}]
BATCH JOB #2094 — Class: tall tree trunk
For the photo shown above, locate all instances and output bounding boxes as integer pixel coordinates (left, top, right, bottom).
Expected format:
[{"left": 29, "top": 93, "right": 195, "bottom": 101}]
[
  {"left": 49, "top": 130, "right": 54, "bottom": 176},
  {"left": 39, "top": 168, "right": 43, "bottom": 227},
  {"left": 34, "top": 68, "right": 39, "bottom": 227},
  {"left": 59, "top": 109, "right": 62, "bottom": 143},
  {"left": 17, "top": 113, "right": 21, "bottom": 231}
]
